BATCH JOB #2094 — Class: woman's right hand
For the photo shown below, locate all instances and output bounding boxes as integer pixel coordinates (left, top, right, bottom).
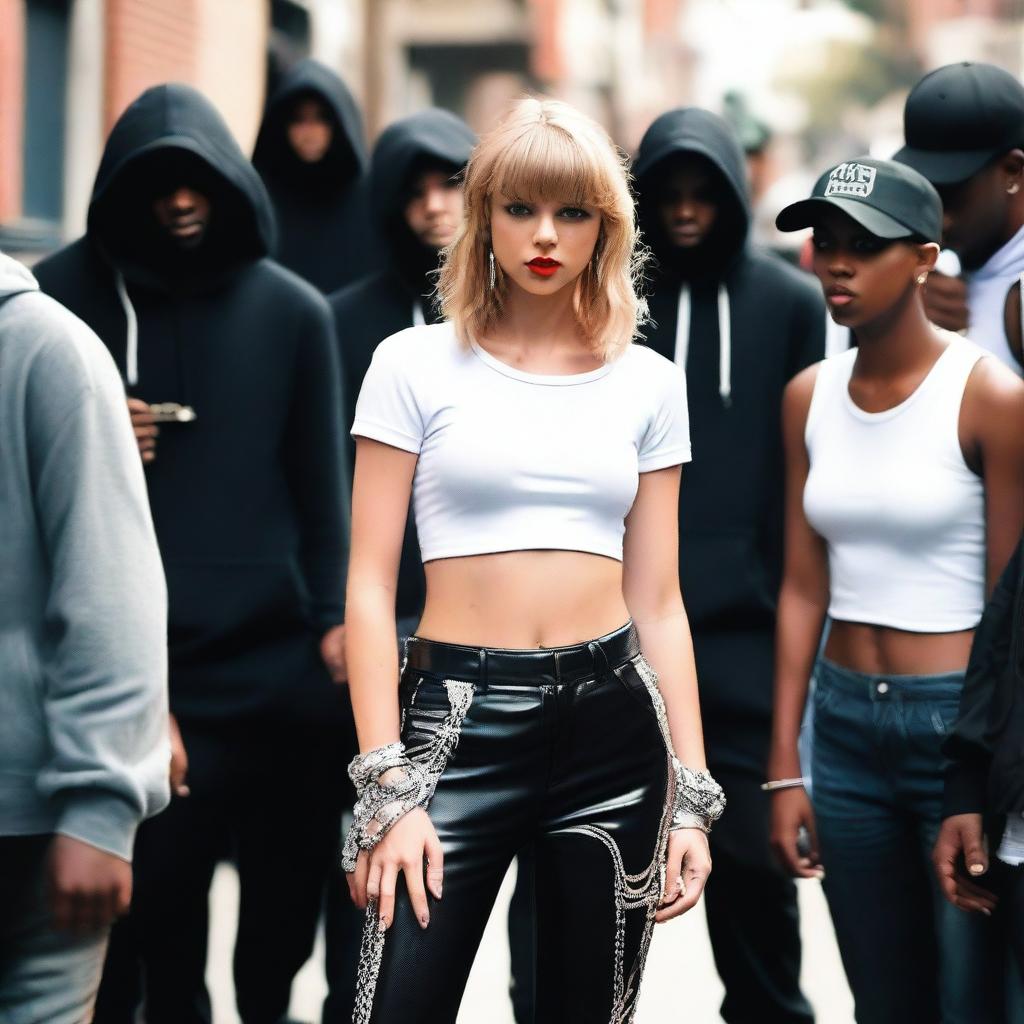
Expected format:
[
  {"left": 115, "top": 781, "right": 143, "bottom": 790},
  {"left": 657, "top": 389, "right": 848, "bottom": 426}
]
[
  {"left": 770, "top": 787, "right": 825, "bottom": 879},
  {"left": 347, "top": 807, "right": 444, "bottom": 932}
]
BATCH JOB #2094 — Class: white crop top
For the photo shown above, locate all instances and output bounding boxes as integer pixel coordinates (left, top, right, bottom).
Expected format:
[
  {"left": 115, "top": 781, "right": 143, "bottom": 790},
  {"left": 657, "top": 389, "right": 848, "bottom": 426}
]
[
  {"left": 803, "top": 335, "right": 986, "bottom": 633},
  {"left": 351, "top": 323, "right": 691, "bottom": 562}
]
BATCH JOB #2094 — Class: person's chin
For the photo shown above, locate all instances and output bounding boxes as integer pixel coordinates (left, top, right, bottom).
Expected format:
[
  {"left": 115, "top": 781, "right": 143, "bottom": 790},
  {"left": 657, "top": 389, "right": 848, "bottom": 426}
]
[
  {"left": 670, "top": 234, "right": 706, "bottom": 249},
  {"left": 169, "top": 231, "right": 207, "bottom": 252},
  {"left": 423, "top": 231, "right": 457, "bottom": 249}
]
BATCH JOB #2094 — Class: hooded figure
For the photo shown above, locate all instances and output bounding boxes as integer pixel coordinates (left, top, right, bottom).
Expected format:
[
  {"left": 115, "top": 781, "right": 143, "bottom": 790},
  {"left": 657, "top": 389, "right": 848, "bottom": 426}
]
[
  {"left": 0, "top": 251, "right": 168, "bottom": 1021},
  {"left": 330, "top": 108, "right": 476, "bottom": 630},
  {"left": 633, "top": 108, "right": 823, "bottom": 1024},
  {"left": 34, "top": 84, "right": 353, "bottom": 1022},
  {"left": 253, "top": 59, "right": 375, "bottom": 293}
]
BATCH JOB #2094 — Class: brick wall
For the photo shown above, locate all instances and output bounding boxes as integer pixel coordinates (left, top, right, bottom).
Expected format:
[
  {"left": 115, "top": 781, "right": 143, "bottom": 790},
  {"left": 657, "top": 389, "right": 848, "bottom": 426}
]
[
  {"left": 104, "top": 0, "right": 200, "bottom": 131},
  {"left": 0, "top": 0, "right": 25, "bottom": 223}
]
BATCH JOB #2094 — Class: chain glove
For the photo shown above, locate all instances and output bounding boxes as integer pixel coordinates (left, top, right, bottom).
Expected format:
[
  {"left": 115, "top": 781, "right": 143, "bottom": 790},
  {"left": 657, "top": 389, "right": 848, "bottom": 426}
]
[
  {"left": 670, "top": 757, "right": 726, "bottom": 833},
  {"left": 342, "top": 742, "right": 429, "bottom": 872}
]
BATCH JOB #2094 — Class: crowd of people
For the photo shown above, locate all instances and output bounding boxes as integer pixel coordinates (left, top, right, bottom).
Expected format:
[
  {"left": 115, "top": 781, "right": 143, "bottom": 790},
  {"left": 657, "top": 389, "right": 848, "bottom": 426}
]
[{"left": 1, "top": 52, "right": 1024, "bottom": 1024}]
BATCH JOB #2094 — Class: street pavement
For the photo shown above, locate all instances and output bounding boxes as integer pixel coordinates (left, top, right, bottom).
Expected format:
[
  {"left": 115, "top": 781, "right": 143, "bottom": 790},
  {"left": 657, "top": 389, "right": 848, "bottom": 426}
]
[{"left": 208, "top": 860, "right": 855, "bottom": 1023}]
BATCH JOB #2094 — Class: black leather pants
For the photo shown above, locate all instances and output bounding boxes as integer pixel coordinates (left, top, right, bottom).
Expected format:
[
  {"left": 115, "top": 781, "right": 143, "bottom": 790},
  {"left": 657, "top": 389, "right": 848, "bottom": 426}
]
[{"left": 354, "top": 622, "right": 672, "bottom": 1024}]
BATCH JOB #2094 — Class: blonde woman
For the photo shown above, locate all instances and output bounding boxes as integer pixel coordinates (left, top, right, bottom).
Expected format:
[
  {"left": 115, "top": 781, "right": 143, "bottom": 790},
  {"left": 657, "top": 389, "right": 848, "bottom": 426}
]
[{"left": 342, "top": 97, "right": 723, "bottom": 1023}]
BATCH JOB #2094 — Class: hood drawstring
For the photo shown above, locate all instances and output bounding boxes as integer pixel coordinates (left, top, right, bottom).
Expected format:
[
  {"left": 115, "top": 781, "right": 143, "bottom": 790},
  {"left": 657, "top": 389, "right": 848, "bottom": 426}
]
[
  {"left": 115, "top": 270, "right": 139, "bottom": 387},
  {"left": 673, "top": 282, "right": 732, "bottom": 408}
]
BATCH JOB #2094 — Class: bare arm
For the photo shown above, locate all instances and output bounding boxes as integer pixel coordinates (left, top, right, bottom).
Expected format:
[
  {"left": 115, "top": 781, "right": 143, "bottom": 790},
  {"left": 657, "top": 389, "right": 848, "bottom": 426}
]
[
  {"left": 623, "top": 464, "right": 711, "bottom": 921},
  {"left": 345, "top": 437, "right": 418, "bottom": 752},
  {"left": 1002, "top": 279, "right": 1024, "bottom": 369},
  {"left": 768, "top": 366, "right": 829, "bottom": 778},
  {"left": 768, "top": 366, "right": 829, "bottom": 878},
  {"left": 345, "top": 437, "right": 443, "bottom": 930},
  {"left": 622, "top": 465, "right": 704, "bottom": 769},
  {"left": 960, "top": 357, "right": 1024, "bottom": 591}
]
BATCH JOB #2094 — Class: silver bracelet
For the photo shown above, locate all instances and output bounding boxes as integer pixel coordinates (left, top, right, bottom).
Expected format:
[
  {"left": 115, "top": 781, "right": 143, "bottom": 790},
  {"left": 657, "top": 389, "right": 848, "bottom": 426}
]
[
  {"left": 760, "top": 777, "right": 807, "bottom": 792},
  {"left": 670, "top": 759, "right": 726, "bottom": 833},
  {"left": 341, "top": 743, "right": 429, "bottom": 872}
]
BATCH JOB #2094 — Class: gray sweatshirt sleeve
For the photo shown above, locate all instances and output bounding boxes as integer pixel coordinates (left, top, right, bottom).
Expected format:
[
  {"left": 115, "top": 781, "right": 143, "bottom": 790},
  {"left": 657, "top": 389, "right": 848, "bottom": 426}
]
[{"left": 26, "top": 317, "right": 170, "bottom": 861}]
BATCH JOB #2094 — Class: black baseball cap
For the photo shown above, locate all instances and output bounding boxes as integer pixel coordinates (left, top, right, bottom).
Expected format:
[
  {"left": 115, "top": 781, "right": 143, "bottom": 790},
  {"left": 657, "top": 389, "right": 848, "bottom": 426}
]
[
  {"left": 776, "top": 157, "right": 942, "bottom": 243},
  {"left": 894, "top": 62, "right": 1024, "bottom": 185}
]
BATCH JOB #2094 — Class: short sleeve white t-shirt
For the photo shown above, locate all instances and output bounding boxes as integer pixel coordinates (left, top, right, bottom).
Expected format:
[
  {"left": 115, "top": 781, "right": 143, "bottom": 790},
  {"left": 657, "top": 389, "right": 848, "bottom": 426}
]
[{"left": 352, "top": 323, "right": 691, "bottom": 563}]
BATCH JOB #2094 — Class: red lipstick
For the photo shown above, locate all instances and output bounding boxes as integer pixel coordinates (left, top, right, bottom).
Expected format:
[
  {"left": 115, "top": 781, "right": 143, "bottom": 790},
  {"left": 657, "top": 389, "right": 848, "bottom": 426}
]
[{"left": 527, "top": 257, "right": 561, "bottom": 278}]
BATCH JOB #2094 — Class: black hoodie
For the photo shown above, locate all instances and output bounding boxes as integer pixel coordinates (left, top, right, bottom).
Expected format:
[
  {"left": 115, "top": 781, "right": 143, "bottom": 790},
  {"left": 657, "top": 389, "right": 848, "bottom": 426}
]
[
  {"left": 634, "top": 108, "right": 825, "bottom": 743},
  {"left": 943, "top": 537, "right": 1024, "bottom": 834},
  {"left": 253, "top": 60, "right": 376, "bottom": 294},
  {"left": 330, "top": 109, "right": 476, "bottom": 623},
  {"left": 35, "top": 84, "right": 349, "bottom": 725}
]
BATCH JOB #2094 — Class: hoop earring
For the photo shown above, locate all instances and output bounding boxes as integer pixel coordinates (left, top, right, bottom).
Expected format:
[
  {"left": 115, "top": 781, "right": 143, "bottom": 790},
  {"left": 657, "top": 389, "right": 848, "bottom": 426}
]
[{"left": 488, "top": 249, "right": 496, "bottom": 290}]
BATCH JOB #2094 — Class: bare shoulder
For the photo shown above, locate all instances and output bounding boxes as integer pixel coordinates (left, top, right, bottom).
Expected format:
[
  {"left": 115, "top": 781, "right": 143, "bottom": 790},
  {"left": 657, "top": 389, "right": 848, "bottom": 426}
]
[
  {"left": 965, "top": 350, "right": 1024, "bottom": 407},
  {"left": 963, "top": 352, "right": 1024, "bottom": 443},
  {"left": 783, "top": 360, "right": 821, "bottom": 417}
]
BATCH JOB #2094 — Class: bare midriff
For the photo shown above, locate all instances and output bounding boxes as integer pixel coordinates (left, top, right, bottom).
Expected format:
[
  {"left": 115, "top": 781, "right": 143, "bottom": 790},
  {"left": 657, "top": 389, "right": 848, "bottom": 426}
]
[
  {"left": 824, "top": 620, "right": 975, "bottom": 677},
  {"left": 417, "top": 550, "right": 631, "bottom": 649}
]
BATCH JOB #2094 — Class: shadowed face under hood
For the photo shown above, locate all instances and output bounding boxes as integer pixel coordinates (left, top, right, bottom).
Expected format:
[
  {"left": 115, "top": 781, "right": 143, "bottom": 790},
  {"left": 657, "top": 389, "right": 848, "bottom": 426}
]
[
  {"left": 252, "top": 60, "right": 367, "bottom": 192},
  {"left": 369, "top": 108, "right": 476, "bottom": 287},
  {"left": 634, "top": 107, "right": 751, "bottom": 281},
  {"left": 87, "top": 83, "right": 275, "bottom": 293}
]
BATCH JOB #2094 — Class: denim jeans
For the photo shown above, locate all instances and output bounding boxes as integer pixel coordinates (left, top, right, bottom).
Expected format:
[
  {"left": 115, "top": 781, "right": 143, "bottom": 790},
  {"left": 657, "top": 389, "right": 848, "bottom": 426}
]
[
  {"left": 812, "top": 658, "right": 1012, "bottom": 1024},
  {"left": 0, "top": 835, "right": 109, "bottom": 1024}
]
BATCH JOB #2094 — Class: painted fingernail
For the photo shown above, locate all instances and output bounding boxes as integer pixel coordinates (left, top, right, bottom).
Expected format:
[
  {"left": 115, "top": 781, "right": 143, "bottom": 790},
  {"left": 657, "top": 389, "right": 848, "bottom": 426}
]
[
  {"left": 419, "top": 913, "right": 429, "bottom": 929},
  {"left": 378, "top": 915, "right": 389, "bottom": 933},
  {"left": 969, "top": 863, "right": 985, "bottom": 875}
]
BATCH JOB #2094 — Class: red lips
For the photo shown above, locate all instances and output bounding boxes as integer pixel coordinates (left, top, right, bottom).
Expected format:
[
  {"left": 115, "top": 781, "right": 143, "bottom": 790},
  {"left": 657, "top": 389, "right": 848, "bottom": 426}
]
[{"left": 527, "top": 257, "right": 561, "bottom": 278}]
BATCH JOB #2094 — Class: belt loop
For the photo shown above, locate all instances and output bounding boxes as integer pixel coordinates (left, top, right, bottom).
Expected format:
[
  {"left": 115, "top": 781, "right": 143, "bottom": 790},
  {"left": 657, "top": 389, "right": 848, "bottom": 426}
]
[
  {"left": 478, "top": 648, "right": 488, "bottom": 693},
  {"left": 588, "top": 639, "right": 612, "bottom": 678},
  {"left": 554, "top": 649, "right": 563, "bottom": 684}
]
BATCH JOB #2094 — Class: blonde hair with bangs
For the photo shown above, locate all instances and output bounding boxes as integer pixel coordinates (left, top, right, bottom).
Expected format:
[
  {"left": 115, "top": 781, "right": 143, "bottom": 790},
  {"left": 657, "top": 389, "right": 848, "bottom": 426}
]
[{"left": 437, "top": 97, "right": 647, "bottom": 361}]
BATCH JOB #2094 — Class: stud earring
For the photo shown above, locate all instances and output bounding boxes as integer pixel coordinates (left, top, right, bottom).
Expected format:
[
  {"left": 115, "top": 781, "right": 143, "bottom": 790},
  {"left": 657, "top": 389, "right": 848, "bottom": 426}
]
[
  {"left": 1009, "top": 183, "right": 1021, "bottom": 195},
  {"left": 488, "top": 249, "right": 496, "bottom": 289},
  {"left": 917, "top": 274, "right": 928, "bottom": 285}
]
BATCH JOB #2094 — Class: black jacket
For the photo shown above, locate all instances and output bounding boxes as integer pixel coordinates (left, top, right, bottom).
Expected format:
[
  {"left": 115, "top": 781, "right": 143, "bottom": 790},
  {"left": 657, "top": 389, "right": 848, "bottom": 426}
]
[
  {"left": 35, "top": 83, "right": 349, "bottom": 724},
  {"left": 330, "top": 109, "right": 476, "bottom": 622},
  {"left": 944, "top": 538, "right": 1024, "bottom": 829},
  {"left": 253, "top": 60, "right": 376, "bottom": 293},
  {"left": 634, "top": 108, "right": 825, "bottom": 731}
]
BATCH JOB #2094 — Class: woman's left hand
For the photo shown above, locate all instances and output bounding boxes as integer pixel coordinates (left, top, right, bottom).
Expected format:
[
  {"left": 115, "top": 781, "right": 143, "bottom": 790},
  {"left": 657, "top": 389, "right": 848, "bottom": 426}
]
[{"left": 655, "top": 827, "right": 711, "bottom": 923}]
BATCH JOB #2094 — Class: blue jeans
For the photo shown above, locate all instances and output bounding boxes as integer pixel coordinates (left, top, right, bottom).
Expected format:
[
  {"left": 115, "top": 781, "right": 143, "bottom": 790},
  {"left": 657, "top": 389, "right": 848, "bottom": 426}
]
[
  {"left": 812, "top": 658, "right": 1011, "bottom": 1024},
  {"left": 0, "top": 835, "right": 109, "bottom": 1024}
]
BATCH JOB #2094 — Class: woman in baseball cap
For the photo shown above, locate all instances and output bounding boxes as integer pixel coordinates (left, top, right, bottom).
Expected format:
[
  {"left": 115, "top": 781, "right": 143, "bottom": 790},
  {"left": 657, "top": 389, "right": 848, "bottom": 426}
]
[{"left": 768, "top": 157, "right": 1024, "bottom": 1022}]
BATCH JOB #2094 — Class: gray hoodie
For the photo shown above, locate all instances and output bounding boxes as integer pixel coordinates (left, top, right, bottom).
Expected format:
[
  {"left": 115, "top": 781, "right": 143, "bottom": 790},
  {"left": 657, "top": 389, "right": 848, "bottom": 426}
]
[{"left": 0, "top": 252, "right": 169, "bottom": 861}]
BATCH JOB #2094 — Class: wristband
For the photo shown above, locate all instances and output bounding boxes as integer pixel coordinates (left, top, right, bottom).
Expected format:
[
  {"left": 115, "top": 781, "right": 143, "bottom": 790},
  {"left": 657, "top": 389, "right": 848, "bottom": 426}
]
[{"left": 760, "top": 777, "right": 807, "bottom": 792}]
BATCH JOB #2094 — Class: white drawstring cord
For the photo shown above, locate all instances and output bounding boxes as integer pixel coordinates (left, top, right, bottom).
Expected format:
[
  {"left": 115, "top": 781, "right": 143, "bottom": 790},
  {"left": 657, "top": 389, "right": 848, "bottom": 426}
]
[
  {"left": 114, "top": 271, "right": 139, "bottom": 386},
  {"left": 717, "top": 282, "right": 732, "bottom": 407},
  {"left": 673, "top": 281, "right": 732, "bottom": 407}
]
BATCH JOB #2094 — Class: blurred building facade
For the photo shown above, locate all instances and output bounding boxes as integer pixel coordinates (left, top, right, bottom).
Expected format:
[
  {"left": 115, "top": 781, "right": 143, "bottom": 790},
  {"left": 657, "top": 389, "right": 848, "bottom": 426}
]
[
  {"left": 3, "top": 0, "right": 1024, "bottom": 259},
  {"left": 0, "top": 0, "right": 692, "bottom": 256}
]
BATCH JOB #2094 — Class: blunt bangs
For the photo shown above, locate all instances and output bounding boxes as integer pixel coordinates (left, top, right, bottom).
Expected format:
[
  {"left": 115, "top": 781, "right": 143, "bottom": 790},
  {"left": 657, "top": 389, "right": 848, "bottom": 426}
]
[{"left": 487, "top": 122, "right": 615, "bottom": 212}]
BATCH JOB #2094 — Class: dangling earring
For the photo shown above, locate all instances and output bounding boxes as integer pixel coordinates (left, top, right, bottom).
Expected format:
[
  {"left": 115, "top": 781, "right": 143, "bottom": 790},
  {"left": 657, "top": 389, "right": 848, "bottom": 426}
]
[
  {"left": 488, "top": 249, "right": 496, "bottom": 290},
  {"left": 917, "top": 273, "right": 928, "bottom": 285},
  {"left": 1009, "top": 182, "right": 1020, "bottom": 195}
]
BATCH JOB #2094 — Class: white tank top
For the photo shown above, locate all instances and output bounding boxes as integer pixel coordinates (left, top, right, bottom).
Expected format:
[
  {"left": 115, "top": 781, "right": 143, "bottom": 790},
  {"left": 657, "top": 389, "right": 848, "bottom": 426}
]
[{"left": 803, "top": 336, "right": 986, "bottom": 632}]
